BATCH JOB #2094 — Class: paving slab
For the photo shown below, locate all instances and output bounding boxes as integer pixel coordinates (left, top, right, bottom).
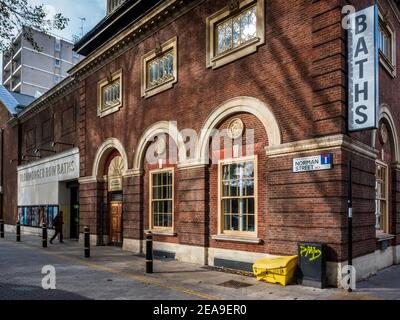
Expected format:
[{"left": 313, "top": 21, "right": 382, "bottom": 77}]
[{"left": 0, "top": 232, "right": 398, "bottom": 300}]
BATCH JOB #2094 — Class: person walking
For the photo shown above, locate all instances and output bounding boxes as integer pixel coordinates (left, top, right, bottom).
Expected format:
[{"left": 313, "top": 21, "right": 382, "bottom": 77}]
[{"left": 50, "top": 211, "right": 64, "bottom": 244}]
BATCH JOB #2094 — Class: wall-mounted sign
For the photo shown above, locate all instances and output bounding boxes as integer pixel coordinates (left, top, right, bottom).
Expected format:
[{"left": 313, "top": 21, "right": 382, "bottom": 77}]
[
  {"left": 108, "top": 176, "right": 123, "bottom": 192},
  {"left": 293, "top": 154, "right": 333, "bottom": 173},
  {"left": 17, "top": 148, "right": 80, "bottom": 206},
  {"left": 107, "top": 156, "right": 124, "bottom": 192},
  {"left": 348, "top": 5, "right": 379, "bottom": 132}
]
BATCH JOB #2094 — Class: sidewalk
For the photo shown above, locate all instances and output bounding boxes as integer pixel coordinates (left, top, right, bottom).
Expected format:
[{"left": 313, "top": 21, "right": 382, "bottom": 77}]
[{"left": 0, "top": 232, "right": 398, "bottom": 300}]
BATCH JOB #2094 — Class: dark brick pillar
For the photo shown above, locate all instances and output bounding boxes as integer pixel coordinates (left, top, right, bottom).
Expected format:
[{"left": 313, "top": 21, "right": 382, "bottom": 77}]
[
  {"left": 176, "top": 166, "right": 209, "bottom": 248},
  {"left": 122, "top": 175, "right": 144, "bottom": 244},
  {"left": 79, "top": 180, "right": 107, "bottom": 245}
]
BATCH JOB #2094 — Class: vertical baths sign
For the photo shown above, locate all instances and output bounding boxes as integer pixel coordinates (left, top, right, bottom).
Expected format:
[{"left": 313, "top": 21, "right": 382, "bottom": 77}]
[{"left": 348, "top": 5, "right": 379, "bottom": 132}]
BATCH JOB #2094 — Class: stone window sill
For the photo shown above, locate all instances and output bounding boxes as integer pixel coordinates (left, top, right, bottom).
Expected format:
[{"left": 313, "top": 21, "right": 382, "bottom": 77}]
[
  {"left": 97, "top": 103, "right": 122, "bottom": 118},
  {"left": 376, "top": 233, "right": 395, "bottom": 251},
  {"left": 212, "top": 234, "right": 262, "bottom": 244},
  {"left": 148, "top": 230, "right": 177, "bottom": 237},
  {"left": 376, "top": 233, "right": 395, "bottom": 242}
]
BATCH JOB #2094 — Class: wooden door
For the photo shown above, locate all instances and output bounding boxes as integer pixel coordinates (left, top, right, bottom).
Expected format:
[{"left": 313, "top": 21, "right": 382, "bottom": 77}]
[{"left": 109, "top": 201, "right": 122, "bottom": 244}]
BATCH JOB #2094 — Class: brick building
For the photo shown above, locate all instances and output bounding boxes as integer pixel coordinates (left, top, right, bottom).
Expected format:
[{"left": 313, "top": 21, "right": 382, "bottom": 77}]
[{"left": 0, "top": 0, "right": 399, "bottom": 287}]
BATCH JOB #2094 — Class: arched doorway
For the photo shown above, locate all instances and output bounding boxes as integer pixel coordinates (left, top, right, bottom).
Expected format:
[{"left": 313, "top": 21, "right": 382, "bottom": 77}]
[{"left": 105, "top": 152, "right": 124, "bottom": 245}]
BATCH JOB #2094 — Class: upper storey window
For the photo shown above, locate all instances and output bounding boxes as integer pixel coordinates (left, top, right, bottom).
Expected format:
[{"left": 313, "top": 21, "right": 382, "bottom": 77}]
[
  {"left": 141, "top": 37, "right": 178, "bottom": 98},
  {"left": 97, "top": 70, "right": 122, "bottom": 117},
  {"left": 206, "top": 0, "right": 265, "bottom": 69},
  {"left": 378, "top": 13, "right": 396, "bottom": 77},
  {"left": 216, "top": 6, "right": 257, "bottom": 55},
  {"left": 107, "top": 0, "right": 126, "bottom": 14},
  {"left": 148, "top": 51, "right": 174, "bottom": 89}
]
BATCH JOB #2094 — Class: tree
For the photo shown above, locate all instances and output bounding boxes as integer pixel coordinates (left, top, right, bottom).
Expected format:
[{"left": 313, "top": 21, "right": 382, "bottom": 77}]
[{"left": 0, "top": 0, "right": 69, "bottom": 52}]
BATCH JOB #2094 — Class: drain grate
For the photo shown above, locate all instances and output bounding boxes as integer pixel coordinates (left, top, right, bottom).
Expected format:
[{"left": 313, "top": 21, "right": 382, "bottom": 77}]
[{"left": 218, "top": 280, "right": 253, "bottom": 289}]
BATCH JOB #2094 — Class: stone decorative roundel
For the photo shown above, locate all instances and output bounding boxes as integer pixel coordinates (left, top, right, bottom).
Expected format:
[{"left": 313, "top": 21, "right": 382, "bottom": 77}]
[
  {"left": 379, "top": 122, "right": 389, "bottom": 145},
  {"left": 227, "top": 118, "right": 245, "bottom": 140},
  {"left": 154, "top": 136, "right": 166, "bottom": 155}
]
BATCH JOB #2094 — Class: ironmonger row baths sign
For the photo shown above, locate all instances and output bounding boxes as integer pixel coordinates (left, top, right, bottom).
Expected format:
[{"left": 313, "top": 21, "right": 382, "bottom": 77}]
[
  {"left": 348, "top": 5, "right": 379, "bottom": 132},
  {"left": 293, "top": 154, "right": 333, "bottom": 173},
  {"left": 18, "top": 148, "right": 80, "bottom": 187}
]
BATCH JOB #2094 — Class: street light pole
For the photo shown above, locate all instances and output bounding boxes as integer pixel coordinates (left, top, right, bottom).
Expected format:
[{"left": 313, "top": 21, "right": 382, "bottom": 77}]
[{"left": 348, "top": 160, "right": 353, "bottom": 292}]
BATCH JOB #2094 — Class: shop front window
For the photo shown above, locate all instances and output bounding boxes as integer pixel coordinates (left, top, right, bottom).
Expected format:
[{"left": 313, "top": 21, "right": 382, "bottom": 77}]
[
  {"left": 18, "top": 205, "right": 59, "bottom": 228},
  {"left": 220, "top": 157, "right": 256, "bottom": 235}
]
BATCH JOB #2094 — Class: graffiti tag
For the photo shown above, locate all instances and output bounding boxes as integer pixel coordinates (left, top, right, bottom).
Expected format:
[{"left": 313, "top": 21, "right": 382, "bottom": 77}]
[{"left": 300, "top": 245, "right": 322, "bottom": 262}]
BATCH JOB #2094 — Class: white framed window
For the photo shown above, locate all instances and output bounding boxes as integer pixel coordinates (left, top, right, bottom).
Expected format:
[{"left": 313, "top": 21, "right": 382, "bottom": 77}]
[
  {"left": 54, "top": 59, "right": 61, "bottom": 68},
  {"left": 378, "top": 13, "right": 396, "bottom": 77},
  {"left": 375, "top": 161, "right": 389, "bottom": 234},
  {"left": 53, "top": 75, "right": 60, "bottom": 84},
  {"left": 206, "top": 0, "right": 265, "bottom": 69},
  {"left": 141, "top": 37, "right": 178, "bottom": 98},
  {"left": 150, "top": 169, "right": 174, "bottom": 231},
  {"left": 97, "top": 70, "right": 123, "bottom": 117},
  {"left": 55, "top": 38, "right": 61, "bottom": 52},
  {"left": 218, "top": 155, "right": 257, "bottom": 236}
]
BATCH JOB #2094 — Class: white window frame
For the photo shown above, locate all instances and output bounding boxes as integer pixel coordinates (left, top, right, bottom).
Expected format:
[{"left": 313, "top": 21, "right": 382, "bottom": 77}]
[
  {"left": 217, "top": 155, "right": 258, "bottom": 237},
  {"left": 149, "top": 168, "right": 174, "bottom": 232},
  {"left": 375, "top": 160, "right": 389, "bottom": 234},
  {"left": 97, "top": 70, "right": 123, "bottom": 118},
  {"left": 141, "top": 37, "right": 178, "bottom": 98},
  {"left": 54, "top": 58, "right": 61, "bottom": 68},
  {"left": 206, "top": 0, "right": 265, "bottom": 69},
  {"left": 378, "top": 12, "right": 396, "bottom": 78}
]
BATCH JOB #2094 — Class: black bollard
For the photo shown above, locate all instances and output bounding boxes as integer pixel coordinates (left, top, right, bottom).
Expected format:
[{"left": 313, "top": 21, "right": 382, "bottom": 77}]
[
  {"left": 84, "top": 226, "right": 90, "bottom": 258},
  {"left": 0, "top": 219, "right": 4, "bottom": 238},
  {"left": 16, "top": 221, "right": 21, "bottom": 242},
  {"left": 145, "top": 231, "right": 153, "bottom": 273},
  {"left": 42, "top": 223, "right": 47, "bottom": 248}
]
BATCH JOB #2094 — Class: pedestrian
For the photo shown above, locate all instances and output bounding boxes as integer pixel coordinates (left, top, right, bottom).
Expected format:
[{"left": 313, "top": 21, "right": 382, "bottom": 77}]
[{"left": 50, "top": 211, "right": 64, "bottom": 244}]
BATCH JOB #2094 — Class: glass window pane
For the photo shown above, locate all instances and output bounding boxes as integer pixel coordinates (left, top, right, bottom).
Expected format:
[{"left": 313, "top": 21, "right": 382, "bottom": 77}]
[
  {"left": 224, "top": 214, "right": 230, "bottom": 230},
  {"left": 233, "top": 17, "right": 241, "bottom": 47},
  {"left": 231, "top": 214, "right": 239, "bottom": 231},
  {"left": 224, "top": 21, "right": 232, "bottom": 51},
  {"left": 248, "top": 215, "right": 255, "bottom": 232},
  {"left": 248, "top": 198, "right": 255, "bottom": 214},
  {"left": 159, "top": 59, "right": 164, "bottom": 78},
  {"left": 168, "top": 54, "right": 173, "bottom": 75},
  {"left": 218, "top": 24, "right": 225, "bottom": 53}
]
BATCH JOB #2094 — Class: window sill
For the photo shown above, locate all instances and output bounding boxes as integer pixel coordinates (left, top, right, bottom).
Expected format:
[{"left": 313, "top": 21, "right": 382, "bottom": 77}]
[
  {"left": 376, "top": 233, "right": 394, "bottom": 251},
  {"left": 149, "top": 230, "right": 177, "bottom": 237},
  {"left": 212, "top": 234, "right": 262, "bottom": 244},
  {"left": 208, "top": 37, "right": 263, "bottom": 70},
  {"left": 376, "top": 233, "right": 395, "bottom": 242},
  {"left": 142, "top": 77, "right": 177, "bottom": 99},
  {"left": 97, "top": 103, "right": 122, "bottom": 118}
]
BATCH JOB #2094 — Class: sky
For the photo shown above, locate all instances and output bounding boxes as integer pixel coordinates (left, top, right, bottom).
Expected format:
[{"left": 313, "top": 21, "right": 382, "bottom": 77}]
[{"left": 1, "top": 0, "right": 107, "bottom": 79}]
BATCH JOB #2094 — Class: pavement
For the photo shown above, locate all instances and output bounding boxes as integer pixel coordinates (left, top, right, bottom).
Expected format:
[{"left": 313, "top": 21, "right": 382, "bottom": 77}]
[{"left": 0, "top": 232, "right": 399, "bottom": 300}]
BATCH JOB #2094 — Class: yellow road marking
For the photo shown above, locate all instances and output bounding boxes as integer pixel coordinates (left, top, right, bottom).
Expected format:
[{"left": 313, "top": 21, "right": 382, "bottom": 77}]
[{"left": 2, "top": 239, "right": 219, "bottom": 300}]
